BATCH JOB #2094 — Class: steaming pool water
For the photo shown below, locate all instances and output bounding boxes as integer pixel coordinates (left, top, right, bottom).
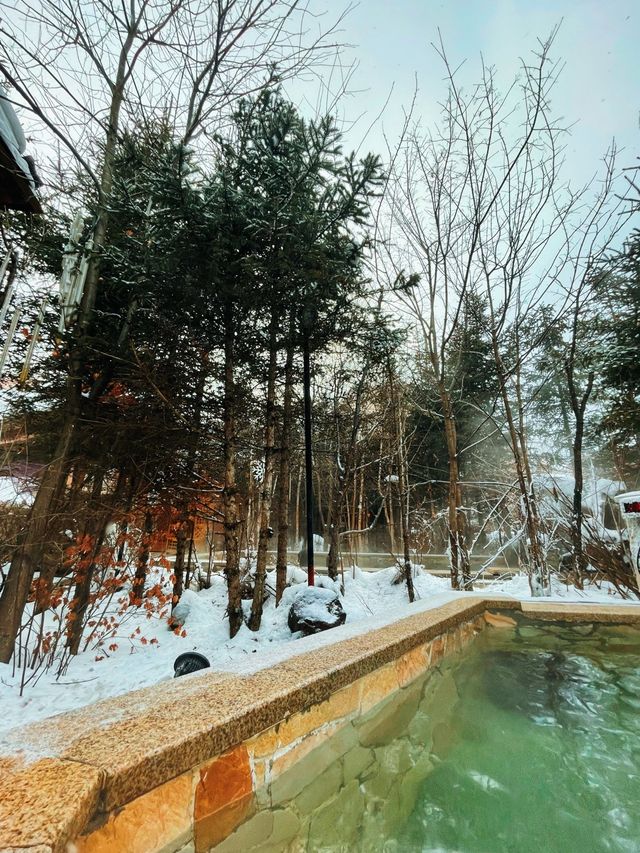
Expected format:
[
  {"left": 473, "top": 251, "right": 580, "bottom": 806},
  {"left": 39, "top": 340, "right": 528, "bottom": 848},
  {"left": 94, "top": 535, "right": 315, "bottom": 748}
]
[{"left": 218, "top": 616, "right": 640, "bottom": 853}]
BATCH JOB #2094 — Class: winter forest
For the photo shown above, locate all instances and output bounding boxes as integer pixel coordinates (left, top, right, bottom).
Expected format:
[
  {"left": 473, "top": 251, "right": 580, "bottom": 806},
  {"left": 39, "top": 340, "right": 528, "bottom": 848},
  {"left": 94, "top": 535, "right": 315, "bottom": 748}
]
[{"left": 0, "top": 0, "right": 638, "bottom": 724}]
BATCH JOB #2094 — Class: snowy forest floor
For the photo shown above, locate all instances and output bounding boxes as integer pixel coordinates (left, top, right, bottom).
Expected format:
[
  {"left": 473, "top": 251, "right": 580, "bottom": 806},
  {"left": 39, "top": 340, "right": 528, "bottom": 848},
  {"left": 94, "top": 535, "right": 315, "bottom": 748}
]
[{"left": 0, "top": 565, "right": 635, "bottom": 737}]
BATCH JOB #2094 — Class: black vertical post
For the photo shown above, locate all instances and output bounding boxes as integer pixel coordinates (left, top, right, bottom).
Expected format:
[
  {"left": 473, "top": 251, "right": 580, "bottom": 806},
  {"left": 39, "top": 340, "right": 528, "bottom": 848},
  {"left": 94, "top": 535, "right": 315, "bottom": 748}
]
[{"left": 303, "top": 333, "right": 315, "bottom": 586}]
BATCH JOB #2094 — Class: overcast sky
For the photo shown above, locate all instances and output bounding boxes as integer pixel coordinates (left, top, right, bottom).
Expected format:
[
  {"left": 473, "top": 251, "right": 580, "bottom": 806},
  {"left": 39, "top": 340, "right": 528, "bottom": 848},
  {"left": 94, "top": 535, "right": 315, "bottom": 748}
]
[{"left": 292, "top": 0, "right": 638, "bottom": 189}]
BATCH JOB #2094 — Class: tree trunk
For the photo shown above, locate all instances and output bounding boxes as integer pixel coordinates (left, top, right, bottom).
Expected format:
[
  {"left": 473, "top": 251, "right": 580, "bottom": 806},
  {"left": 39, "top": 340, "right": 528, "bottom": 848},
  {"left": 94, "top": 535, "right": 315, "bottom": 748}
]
[
  {"left": 567, "top": 368, "right": 594, "bottom": 590},
  {"left": 184, "top": 519, "right": 197, "bottom": 593},
  {"left": 492, "top": 337, "right": 547, "bottom": 595},
  {"left": 388, "top": 363, "right": 415, "bottom": 602},
  {"left": 246, "top": 467, "right": 257, "bottom": 551},
  {"left": 440, "top": 387, "right": 472, "bottom": 591},
  {"left": 326, "top": 372, "right": 367, "bottom": 580},
  {"left": 171, "top": 516, "right": 189, "bottom": 610},
  {"left": 397, "top": 425, "right": 415, "bottom": 603},
  {"left": 33, "top": 462, "right": 79, "bottom": 616},
  {"left": 223, "top": 310, "right": 243, "bottom": 637},
  {"left": 556, "top": 374, "right": 573, "bottom": 457},
  {"left": 0, "top": 411, "right": 76, "bottom": 662},
  {"left": 249, "top": 315, "right": 279, "bottom": 630},
  {"left": 325, "top": 466, "right": 344, "bottom": 581},
  {"left": 358, "top": 467, "right": 366, "bottom": 552},
  {"left": 66, "top": 470, "right": 112, "bottom": 656},
  {"left": 275, "top": 333, "right": 295, "bottom": 604},
  {"left": 571, "top": 415, "right": 586, "bottom": 590},
  {"left": 205, "top": 522, "right": 215, "bottom": 588},
  {"left": 385, "top": 484, "right": 396, "bottom": 554},
  {"left": 130, "top": 508, "right": 153, "bottom": 605},
  {"left": 294, "top": 463, "right": 302, "bottom": 548},
  {"left": 116, "top": 473, "right": 139, "bottom": 565},
  {"left": 315, "top": 469, "right": 326, "bottom": 532}
]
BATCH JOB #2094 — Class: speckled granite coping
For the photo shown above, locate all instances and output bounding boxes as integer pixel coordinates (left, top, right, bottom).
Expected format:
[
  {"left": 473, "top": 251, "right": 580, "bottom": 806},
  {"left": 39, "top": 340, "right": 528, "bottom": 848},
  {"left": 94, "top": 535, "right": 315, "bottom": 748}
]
[
  {"left": 1, "top": 596, "right": 638, "bottom": 852},
  {"left": 518, "top": 600, "right": 640, "bottom": 623}
]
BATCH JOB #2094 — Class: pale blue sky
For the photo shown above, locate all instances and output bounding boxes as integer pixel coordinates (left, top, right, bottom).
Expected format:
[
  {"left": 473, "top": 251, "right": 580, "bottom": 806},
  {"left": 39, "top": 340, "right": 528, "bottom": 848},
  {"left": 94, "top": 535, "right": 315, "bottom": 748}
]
[{"left": 293, "top": 0, "right": 639, "bottom": 187}]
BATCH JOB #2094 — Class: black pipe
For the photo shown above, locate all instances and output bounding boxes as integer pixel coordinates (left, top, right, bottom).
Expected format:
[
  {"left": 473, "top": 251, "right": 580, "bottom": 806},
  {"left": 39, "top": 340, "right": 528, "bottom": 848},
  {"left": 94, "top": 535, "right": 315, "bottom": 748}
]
[
  {"left": 173, "top": 652, "right": 210, "bottom": 677},
  {"left": 303, "top": 333, "right": 315, "bottom": 586}
]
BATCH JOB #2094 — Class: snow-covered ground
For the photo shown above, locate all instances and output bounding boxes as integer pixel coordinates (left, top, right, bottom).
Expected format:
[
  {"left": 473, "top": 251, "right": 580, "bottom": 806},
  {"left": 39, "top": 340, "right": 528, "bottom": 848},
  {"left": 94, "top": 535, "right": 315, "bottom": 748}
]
[{"left": 0, "top": 565, "right": 635, "bottom": 737}]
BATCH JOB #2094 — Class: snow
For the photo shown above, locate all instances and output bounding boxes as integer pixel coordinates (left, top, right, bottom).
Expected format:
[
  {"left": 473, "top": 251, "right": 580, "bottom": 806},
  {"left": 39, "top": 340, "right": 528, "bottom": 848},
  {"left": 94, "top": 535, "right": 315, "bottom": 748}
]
[
  {"left": 0, "top": 86, "right": 37, "bottom": 194},
  {"left": 0, "top": 564, "right": 636, "bottom": 739},
  {"left": 484, "top": 572, "right": 622, "bottom": 601},
  {"left": 289, "top": 585, "right": 342, "bottom": 628},
  {"left": 0, "top": 476, "right": 35, "bottom": 506}
]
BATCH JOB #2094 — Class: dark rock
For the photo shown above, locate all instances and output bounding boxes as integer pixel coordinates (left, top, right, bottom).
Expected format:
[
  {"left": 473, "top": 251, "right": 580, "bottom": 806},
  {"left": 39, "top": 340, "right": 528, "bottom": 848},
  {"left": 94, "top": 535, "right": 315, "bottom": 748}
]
[{"left": 288, "top": 586, "right": 346, "bottom": 635}]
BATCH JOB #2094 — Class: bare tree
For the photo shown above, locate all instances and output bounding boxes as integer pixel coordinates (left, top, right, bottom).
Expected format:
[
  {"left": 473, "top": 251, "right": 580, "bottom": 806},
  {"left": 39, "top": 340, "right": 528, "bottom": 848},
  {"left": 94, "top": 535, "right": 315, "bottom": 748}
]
[
  {"left": 324, "top": 347, "right": 373, "bottom": 582},
  {"left": 559, "top": 149, "right": 628, "bottom": 585},
  {"left": 385, "top": 358, "right": 415, "bottom": 602},
  {"left": 385, "top": 31, "right": 628, "bottom": 596}
]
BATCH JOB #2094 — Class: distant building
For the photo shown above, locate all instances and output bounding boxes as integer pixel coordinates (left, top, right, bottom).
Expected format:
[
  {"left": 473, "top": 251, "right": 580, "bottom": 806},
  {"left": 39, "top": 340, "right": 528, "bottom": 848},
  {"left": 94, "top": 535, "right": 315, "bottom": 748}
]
[{"left": 0, "top": 86, "right": 41, "bottom": 213}]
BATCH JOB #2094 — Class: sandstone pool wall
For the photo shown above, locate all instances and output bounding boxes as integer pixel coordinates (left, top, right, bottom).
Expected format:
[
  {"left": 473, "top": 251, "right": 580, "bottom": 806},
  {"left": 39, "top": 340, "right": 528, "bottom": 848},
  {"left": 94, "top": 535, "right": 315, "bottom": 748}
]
[{"left": 0, "top": 596, "right": 638, "bottom": 853}]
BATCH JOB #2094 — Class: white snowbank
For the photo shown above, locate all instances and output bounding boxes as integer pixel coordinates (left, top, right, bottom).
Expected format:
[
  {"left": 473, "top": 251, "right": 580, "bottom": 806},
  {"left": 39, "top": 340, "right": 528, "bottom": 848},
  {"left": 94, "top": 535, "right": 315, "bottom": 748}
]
[{"left": 0, "top": 565, "right": 635, "bottom": 738}]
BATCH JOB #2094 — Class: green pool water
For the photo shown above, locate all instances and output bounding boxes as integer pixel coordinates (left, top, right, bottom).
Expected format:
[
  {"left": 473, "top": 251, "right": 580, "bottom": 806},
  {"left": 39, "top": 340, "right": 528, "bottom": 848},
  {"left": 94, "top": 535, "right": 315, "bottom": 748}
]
[
  {"left": 395, "top": 617, "right": 640, "bottom": 853},
  {"left": 214, "top": 617, "right": 640, "bottom": 853}
]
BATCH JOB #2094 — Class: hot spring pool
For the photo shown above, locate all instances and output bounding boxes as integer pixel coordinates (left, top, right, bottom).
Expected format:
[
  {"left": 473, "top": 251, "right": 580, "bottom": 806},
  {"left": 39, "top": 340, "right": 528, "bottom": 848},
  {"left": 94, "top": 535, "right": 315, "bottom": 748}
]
[{"left": 215, "top": 616, "right": 640, "bottom": 853}]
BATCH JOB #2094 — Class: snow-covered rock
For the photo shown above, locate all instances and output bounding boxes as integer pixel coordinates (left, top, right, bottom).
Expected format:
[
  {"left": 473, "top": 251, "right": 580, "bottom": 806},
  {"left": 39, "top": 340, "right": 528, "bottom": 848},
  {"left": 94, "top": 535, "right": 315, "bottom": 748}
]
[
  {"left": 168, "top": 597, "right": 191, "bottom": 629},
  {"left": 287, "top": 586, "right": 346, "bottom": 635}
]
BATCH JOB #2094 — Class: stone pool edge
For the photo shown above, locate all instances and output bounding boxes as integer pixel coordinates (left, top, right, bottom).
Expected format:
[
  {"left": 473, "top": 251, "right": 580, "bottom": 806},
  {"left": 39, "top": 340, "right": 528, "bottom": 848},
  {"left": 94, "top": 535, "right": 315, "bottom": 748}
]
[{"left": 1, "top": 596, "right": 638, "bottom": 853}]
